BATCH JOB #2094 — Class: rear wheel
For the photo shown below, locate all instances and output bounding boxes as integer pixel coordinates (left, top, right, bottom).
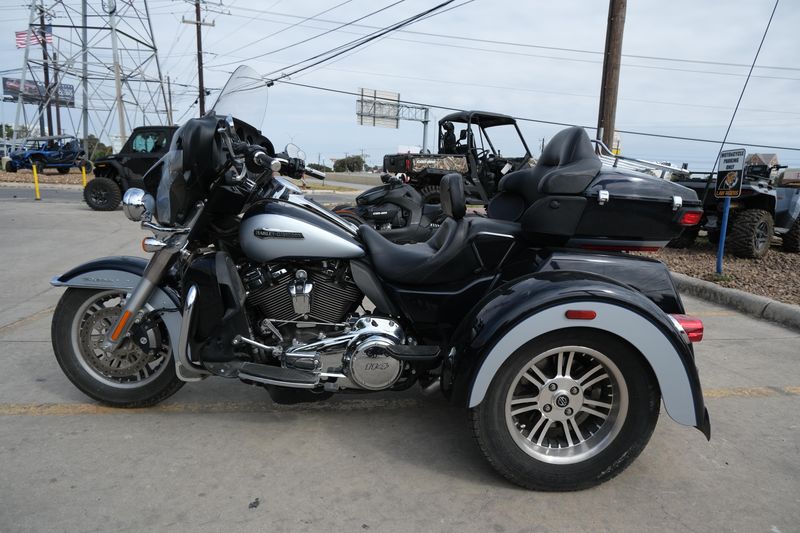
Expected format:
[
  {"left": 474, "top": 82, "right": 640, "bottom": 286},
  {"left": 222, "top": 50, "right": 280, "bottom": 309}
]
[
  {"left": 5, "top": 161, "right": 16, "bottom": 172},
  {"left": 471, "top": 330, "right": 660, "bottom": 491},
  {"left": 420, "top": 185, "right": 441, "bottom": 205},
  {"left": 782, "top": 218, "right": 800, "bottom": 253},
  {"left": 728, "top": 209, "right": 773, "bottom": 258},
  {"left": 51, "top": 288, "right": 184, "bottom": 407},
  {"left": 84, "top": 176, "right": 122, "bottom": 211}
]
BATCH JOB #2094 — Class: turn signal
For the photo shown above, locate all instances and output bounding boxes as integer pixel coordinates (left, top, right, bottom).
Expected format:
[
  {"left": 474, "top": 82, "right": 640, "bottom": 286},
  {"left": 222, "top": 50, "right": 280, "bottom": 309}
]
[
  {"left": 142, "top": 237, "right": 167, "bottom": 253},
  {"left": 678, "top": 210, "right": 703, "bottom": 226},
  {"left": 670, "top": 314, "right": 704, "bottom": 343}
]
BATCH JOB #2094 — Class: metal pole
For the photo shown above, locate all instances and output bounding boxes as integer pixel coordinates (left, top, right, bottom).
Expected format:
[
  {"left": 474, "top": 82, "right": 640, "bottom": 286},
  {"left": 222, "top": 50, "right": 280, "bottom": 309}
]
[
  {"left": 108, "top": 6, "right": 127, "bottom": 144},
  {"left": 421, "top": 107, "right": 429, "bottom": 153},
  {"left": 39, "top": 5, "right": 54, "bottom": 137},
  {"left": 81, "top": 0, "right": 89, "bottom": 153},
  {"left": 12, "top": 3, "right": 38, "bottom": 150},
  {"left": 53, "top": 53, "right": 62, "bottom": 135},
  {"left": 716, "top": 197, "right": 731, "bottom": 274},
  {"left": 143, "top": 0, "right": 170, "bottom": 125},
  {"left": 195, "top": 0, "right": 205, "bottom": 116},
  {"left": 596, "top": 0, "right": 626, "bottom": 147}
]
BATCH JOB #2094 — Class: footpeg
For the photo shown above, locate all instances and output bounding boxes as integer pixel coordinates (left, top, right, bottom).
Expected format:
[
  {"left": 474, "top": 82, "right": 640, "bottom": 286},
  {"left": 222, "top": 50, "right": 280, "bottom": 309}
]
[
  {"left": 386, "top": 344, "right": 440, "bottom": 361},
  {"left": 238, "top": 362, "right": 319, "bottom": 389}
]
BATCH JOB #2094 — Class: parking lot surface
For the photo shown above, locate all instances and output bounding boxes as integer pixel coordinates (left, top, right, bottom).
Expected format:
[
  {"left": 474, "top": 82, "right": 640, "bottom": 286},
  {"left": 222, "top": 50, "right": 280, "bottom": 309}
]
[{"left": 1, "top": 192, "right": 798, "bottom": 533}]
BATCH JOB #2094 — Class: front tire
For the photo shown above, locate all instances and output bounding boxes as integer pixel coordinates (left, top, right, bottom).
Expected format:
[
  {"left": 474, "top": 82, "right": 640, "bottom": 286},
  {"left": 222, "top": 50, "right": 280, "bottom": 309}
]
[
  {"left": 471, "top": 329, "right": 660, "bottom": 491},
  {"left": 84, "top": 177, "right": 122, "bottom": 211},
  {"left": 51, "top": 288, "right": 184, "bottom": 407}
]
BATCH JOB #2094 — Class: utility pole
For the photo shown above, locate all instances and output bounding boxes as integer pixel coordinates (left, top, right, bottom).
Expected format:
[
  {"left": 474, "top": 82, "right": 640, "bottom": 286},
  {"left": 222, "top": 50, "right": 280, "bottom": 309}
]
[
  {"left": 39, "top": 6, "right": 54, "bottom": 137},
  {"left": 183, "top": 1, "right": 214, "bottom": 117},
  {"left": 167, "top": 76, "right": 174, "bottom": 125},
  {"left": 596, "top": 0, "right": 627, "bottom": 148}
]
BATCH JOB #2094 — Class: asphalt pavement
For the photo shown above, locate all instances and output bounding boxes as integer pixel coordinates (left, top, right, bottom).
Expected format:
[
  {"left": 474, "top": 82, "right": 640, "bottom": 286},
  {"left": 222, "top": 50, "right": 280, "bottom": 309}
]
[{"left": 0, "top": 192, "right": 798, "bottom": 532}]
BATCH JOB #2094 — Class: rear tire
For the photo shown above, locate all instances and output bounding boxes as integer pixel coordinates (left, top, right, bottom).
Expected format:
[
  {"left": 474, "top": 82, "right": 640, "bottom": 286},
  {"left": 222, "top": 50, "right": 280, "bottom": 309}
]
[
  {"left": 5, "top": 161, "right": 16, "bottom": 172},
  {"left": 420, "top": 185, "right": 441, "bottom": 205},
  {"left": 782, "top": 218, "right": 800, "bottom": 253},
  {"left": 668, "top": 228, "right": 699, "bottom": 249},
  {"left": 84, "top": 177, "right": 122, "bottom": 211},
  {"left": 471, "top": 329, "right": 660, "bottom": 491},
  {"left": 728, "top": 209, "right": 773, "bottom": 258},
  {"left": 51, "top": 288, "right": 184, "bottom": 407}
]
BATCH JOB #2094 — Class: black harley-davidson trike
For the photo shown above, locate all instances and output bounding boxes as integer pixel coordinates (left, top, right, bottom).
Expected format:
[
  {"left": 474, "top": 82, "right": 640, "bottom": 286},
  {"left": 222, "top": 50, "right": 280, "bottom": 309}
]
[{"left": 50, "top": 67, "right": 709, "bottom": 491}]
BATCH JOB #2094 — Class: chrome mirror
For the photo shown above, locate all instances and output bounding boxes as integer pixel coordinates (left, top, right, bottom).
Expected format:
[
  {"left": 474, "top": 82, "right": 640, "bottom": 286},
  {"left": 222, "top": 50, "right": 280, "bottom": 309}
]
[{"left": 122, "top": 188, "right": 154, "bottom": 222}]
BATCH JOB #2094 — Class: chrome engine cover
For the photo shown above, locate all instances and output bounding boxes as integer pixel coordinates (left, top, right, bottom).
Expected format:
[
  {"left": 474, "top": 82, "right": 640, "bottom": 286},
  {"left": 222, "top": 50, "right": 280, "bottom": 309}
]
[
  {"left": 345, "top": 336, "right": 403, "bottom": 391},
  {"left": 284, "top": 316, "right": 405, "bottom": 391}
]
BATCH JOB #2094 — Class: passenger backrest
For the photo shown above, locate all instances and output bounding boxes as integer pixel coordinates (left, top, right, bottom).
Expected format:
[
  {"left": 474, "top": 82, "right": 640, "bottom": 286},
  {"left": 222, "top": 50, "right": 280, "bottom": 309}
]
[
  {"left": 439, "top": 173, "right": 466, "bottom": 220},
  {"left": 487, "top": 127, "right": 601, "bottom": 221}
]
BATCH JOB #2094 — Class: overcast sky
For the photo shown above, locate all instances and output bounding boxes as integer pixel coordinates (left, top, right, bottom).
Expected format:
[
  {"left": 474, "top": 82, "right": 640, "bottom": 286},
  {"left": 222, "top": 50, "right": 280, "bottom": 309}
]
[{"left": 1, "top": 0, "right": 798, "bottom": 169}]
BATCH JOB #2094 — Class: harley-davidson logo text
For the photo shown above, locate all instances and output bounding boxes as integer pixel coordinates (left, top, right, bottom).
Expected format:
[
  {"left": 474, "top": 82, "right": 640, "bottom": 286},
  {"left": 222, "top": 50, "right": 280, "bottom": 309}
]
[{"left": 254, "top": 228, "right": 304, "bottom": 239}]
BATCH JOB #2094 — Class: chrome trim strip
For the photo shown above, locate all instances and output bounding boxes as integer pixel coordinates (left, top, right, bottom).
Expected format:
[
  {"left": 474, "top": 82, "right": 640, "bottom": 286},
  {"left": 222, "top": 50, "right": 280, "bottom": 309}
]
[{"left": 237, "top": 373, "right": 318, "bottom": 389}]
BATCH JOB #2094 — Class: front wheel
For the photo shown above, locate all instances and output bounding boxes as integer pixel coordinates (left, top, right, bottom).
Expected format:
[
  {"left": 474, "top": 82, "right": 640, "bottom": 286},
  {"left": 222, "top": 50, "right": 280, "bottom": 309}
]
[
  {"left": 728, "top": 208, "right": 773, "bottom": 258},
  {"left": 782, "top": 218, "right": 800, "bottom": 253},
  {"left": 471, "top": 329, "right": 660, "bottom": 491},
  {"left": 51, "top": 288, "right": 184, "bottom": 407}
]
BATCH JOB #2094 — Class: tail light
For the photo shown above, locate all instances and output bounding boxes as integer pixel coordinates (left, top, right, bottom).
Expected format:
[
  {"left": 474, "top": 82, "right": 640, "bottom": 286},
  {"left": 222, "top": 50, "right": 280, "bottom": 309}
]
[
  {"left": 678, "top": 210, "right": 702, "bottom": 226},
  {"left": 670, "top": 314, "right": 704, "bottom": 343},
  {"left": 404, "top": 157, "right": 412, "bottom": 172}
]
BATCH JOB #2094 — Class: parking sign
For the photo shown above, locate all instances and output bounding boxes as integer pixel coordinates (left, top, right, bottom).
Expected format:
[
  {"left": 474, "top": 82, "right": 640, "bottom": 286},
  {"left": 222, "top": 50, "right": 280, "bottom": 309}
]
[{"left": 714, "top": 149, "right": 746, "bottom": 198}]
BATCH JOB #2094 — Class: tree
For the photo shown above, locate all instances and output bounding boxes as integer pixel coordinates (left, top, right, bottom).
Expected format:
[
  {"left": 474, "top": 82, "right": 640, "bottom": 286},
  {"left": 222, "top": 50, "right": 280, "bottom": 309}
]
[
  {"left": 308, "top": 163, "right": 332, "bottom": 172},
  {"left": 333, "top": 155, "right": 365, "bottom": 173},
  {"left": 86, "top": 134, "right": 113, "bottom": 161}
]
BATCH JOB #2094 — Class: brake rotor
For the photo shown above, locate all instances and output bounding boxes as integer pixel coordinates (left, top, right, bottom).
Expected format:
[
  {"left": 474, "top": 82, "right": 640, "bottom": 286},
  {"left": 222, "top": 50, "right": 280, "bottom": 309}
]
[{"left": 78, "top": 307, "right": 156, "bottom": 378}]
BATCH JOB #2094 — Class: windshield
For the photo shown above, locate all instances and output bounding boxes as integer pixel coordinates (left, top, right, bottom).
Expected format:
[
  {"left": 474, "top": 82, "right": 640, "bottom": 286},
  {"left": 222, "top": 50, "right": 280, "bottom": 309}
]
[
  {"left": 211, "top": 65, "right": 269, "bottom": 132},
  {"left": 479, "top": 124, "right": 530, "bottom": 159}
]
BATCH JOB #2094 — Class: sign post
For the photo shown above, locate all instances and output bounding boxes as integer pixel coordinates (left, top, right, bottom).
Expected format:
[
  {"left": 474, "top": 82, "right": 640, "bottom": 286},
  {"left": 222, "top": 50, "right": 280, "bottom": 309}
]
[{"left": 714, "top": 148, "right": 746, "bottom": 274}]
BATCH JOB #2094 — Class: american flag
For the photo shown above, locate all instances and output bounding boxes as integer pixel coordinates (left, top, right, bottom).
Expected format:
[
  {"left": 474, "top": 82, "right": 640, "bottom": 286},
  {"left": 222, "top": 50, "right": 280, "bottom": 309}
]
[{"left": 15, "top": 27, "right": 53, "bottom": 48}]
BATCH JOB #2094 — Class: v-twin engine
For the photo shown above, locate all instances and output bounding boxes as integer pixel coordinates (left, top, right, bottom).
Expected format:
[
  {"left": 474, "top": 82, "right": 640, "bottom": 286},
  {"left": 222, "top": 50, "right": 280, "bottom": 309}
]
[{"left": 285, "top": 317, "right": 406, "bottom": 391}]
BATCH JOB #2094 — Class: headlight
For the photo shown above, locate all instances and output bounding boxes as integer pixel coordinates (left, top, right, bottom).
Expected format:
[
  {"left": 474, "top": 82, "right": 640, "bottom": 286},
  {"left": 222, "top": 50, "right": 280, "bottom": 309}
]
[{"left": 122, "top": 188, "right": 154, "bottom": 222}]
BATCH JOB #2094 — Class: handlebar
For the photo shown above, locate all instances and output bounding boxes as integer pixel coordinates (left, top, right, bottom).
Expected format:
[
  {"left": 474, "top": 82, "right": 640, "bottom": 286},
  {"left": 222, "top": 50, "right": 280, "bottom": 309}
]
[{"left": 304, "top": 167, "right": 326, "bottom": 180}]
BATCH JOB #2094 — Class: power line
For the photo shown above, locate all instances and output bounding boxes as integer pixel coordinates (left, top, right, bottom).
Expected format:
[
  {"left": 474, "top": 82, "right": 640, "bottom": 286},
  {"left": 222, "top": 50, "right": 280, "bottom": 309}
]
[
  {"left": 275, "top": 79, "right": 800, "bottom": 153},
  {"left": 211, "top": 5, "right": 800, "bottom": 73},
  {"left": 209, "top": 0, "right": 408, "bottom": 69}
]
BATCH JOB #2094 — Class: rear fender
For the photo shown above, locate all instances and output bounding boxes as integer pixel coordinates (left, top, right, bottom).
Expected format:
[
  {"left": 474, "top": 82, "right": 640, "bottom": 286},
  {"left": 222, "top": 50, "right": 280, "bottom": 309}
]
[
  {"left": 444, "top": 271, "right": 710, "bottom": 438},
  {"left": 50, "top": 256, "right": 201, "bottom": 381}
]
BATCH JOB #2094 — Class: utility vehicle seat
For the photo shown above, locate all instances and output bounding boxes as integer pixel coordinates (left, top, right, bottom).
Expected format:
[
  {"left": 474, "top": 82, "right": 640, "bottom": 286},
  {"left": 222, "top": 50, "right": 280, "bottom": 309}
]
[
  {"left": 360, "top": 174, "right": 520, "bottom": 285},
  {"left": 488, "top": 127, "right": 601, "bottom": 221}
]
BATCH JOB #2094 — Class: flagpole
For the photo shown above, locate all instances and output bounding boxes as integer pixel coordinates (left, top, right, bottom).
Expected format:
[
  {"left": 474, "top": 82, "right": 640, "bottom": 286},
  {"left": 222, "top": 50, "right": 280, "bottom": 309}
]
[{"left": 12, "top": 2, "right": 39, "bottom": 150}]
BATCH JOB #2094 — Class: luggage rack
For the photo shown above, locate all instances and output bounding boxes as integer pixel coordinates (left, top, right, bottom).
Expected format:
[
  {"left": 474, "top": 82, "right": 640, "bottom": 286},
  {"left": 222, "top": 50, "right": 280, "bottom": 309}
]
[{"left": 591, "top": 139, "right": 691, "bottom": 180}]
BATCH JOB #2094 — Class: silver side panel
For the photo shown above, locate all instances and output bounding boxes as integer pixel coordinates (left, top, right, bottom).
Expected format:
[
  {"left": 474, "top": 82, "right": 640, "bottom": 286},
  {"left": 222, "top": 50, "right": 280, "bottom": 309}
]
[
  {"left": 240, "top": 213, "right": 365, "bottom": 262},
  {"left": 468, "top": 301, "right": 698, "bottom": 427}
]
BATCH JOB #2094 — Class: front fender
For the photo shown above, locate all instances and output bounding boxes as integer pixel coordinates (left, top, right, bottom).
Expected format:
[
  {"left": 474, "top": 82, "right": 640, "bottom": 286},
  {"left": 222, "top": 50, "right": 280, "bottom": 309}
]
[
  {"left": 444, "top": 270, "right": 710, "bottom": 438},
  {"left": 50, "top": 256, "right": 198, "bottom": 380}
]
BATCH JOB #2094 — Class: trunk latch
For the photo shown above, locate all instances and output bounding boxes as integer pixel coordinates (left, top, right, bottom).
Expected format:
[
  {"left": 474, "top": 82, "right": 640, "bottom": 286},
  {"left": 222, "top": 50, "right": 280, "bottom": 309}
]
[
  {"left": 672, "top": 195, "right": 683, "bottom": 211},
  {"left": 598, "top": 190, "right": 610, "bottom": 206}
]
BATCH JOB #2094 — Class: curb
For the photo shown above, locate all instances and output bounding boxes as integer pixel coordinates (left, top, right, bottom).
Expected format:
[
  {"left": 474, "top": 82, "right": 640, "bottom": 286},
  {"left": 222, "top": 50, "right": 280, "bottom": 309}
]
[{"left": 671, "top": 272, "right": 800, "bottom": 332}]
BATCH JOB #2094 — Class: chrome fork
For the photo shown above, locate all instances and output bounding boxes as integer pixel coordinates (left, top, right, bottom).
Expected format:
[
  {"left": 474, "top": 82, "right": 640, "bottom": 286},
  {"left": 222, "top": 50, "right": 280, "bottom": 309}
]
[{"left": 101, "top": 204, "right": 203, "bottom": 352}]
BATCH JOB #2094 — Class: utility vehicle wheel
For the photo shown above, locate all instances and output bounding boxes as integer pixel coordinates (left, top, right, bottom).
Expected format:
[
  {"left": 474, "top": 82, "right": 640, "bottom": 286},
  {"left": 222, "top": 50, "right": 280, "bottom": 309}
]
[
  {"left": 84, "top": 177, "right": 122, "bottom": 211},
  {"left": 57, "top": 167, "right": 70, "bottom": 174},
  {"left": 782, "top": 218, "right": 800, "bottom": 253},
  {"left": 472, "top": 329, "right": 660, "bottom": 491},
  {"left": 728, "top": 209, "right": 773, "bottom": 258},
  {"left": 420, "top": 185, "right": 441, "bottom": 205},
  {"left": 5, "top": 161, "right": 16, "bottom": 172},
  {"left": 51, "top": 288, "right": 184, "bottom": 407},
  {"left": 668, "top": 228, "right": 699, "bottom": 249}
]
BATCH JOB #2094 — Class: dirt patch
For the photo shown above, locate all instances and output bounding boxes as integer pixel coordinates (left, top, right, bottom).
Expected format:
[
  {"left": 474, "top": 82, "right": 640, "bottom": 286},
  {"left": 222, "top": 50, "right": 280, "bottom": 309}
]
[
  {"left": 0, "top": 168, "right": 87, "bottom": 185},
  {"left": 643, "top": 237, "right": 800, "bottom": 306}
]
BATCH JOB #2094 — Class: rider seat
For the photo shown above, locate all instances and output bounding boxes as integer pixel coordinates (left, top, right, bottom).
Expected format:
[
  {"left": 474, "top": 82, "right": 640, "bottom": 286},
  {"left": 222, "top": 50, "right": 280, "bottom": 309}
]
[{"left": 360, "top": 174, "right": 520, "bottom": 285}]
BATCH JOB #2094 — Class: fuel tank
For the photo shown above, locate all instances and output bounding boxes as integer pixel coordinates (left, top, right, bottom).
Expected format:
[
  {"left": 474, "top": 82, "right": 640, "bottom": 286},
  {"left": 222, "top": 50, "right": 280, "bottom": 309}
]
[{"left": 240, "top": 200, "right": 365, "bottom": 263}]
